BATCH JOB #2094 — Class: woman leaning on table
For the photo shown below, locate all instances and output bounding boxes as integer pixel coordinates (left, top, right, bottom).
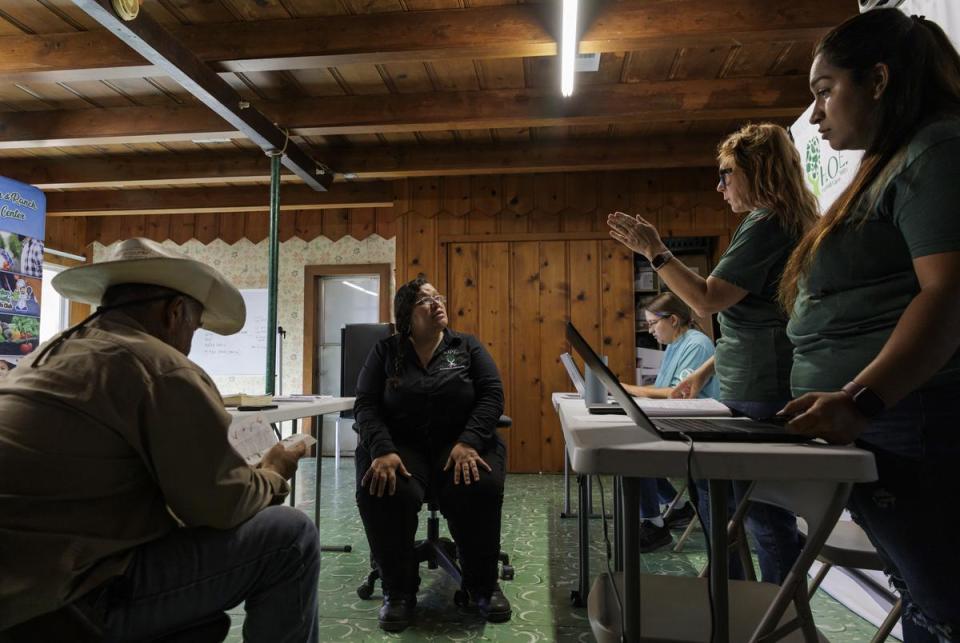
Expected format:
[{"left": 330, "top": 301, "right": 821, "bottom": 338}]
[
  {"left": 780, "top": 10, "right": 960, "bottom": 642},
  {"left": 607, "top": 122, "right": 819, "bottom": 584}
]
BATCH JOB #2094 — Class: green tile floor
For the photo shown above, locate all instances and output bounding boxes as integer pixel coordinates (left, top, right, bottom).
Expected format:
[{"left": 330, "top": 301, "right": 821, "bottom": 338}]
[{"left": 225, "top": 459, "right": 894, "bottom": 642}]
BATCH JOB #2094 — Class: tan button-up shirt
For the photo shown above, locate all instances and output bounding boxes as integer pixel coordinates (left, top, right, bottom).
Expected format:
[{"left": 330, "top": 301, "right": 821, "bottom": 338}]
[{"left": 0, "top": 313, "right": 288, "bottom": 628}]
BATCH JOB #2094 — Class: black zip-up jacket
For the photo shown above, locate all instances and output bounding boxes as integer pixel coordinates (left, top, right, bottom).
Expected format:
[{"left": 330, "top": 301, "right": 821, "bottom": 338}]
[{"left": 353, "top": 328, "right": 505, "bottom": 459}]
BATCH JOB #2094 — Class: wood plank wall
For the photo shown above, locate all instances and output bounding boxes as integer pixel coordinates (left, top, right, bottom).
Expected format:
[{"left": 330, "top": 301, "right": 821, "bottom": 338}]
[
  {"left": 391, "top": 169, "right": 735, "bottom": 472},
  {"left": 44, "top": 168, "right": 738, "bottom": 473}
]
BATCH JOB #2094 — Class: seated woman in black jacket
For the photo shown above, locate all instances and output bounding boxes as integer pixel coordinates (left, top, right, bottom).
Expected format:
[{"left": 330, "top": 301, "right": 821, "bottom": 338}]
[{"left": 353, "top": 275, "right": 509, "bottom": 632}]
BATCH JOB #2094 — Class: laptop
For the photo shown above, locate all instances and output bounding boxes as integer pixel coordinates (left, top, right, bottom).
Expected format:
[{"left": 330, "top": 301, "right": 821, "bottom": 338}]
[
  {"left": 560, "top": 352, "right": 585, "bottom": 396},
  {"left": 565, "top": 322, "right": 811, "bottom": 443}
]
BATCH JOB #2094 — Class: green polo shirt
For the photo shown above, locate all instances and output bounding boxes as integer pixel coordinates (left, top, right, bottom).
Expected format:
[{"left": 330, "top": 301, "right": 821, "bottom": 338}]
[
  {"left": 789, "top": 118, "right": 960, "bottom": 395},
  {"left": 712, "top": 209, "right": 798, "bottom": 401}
]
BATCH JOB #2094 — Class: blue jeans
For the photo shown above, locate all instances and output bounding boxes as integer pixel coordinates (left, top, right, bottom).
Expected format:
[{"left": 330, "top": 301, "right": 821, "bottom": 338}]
[
  {"left": 696, "top": 400, "right": 802, "bottom": 585},
  {"left": 98, "top": 506, "right": 320, "bottom": 643},
  {"left": 846, "top": 385, "right": 960, "bottom": 643},
  {"left": 639, "top": 478, "right": 679, "bottom": 519}
]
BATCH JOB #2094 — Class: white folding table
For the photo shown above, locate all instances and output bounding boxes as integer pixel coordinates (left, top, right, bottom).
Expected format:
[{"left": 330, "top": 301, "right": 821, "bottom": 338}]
[
  {"left": 557, "top": 397, "right": 877, "bottom": 643},
  {"left": 228, "top": 398, "right": 355, "bottom": 548}
]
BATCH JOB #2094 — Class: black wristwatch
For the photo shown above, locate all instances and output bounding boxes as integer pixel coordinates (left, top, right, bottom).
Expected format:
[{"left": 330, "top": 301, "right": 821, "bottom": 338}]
[
  {"left": 842, "top": 381, "right": 886, "bottom": 418},
  {"left": 650, "top": 250, "right": 674, "bottom": 271}
]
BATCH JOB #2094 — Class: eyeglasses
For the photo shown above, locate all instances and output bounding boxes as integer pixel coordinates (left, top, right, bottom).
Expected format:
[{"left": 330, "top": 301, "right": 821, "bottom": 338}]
[
  {"left": 645, "top": 315, "right": 668, "bottom": 328},
  {"left": 718, "top": 167, "right": 734, "bottom": 189},
  {"left": 415, "top": 294, "right": 446, "bottom": 307}
]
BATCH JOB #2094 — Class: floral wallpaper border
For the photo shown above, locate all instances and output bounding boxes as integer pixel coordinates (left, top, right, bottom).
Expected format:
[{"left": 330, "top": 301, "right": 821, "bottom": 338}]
[{"left": 93, "top": 235, "right": 396, "bottom": 397}]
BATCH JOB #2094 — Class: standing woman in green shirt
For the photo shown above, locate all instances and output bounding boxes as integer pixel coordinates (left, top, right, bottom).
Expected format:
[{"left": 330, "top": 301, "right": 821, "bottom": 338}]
[
  {"left": 607, "top": 123, "right": 819, "bottom": 584},
  {"left": 781, "top": 10, "right": 960, "bottom": 642}
]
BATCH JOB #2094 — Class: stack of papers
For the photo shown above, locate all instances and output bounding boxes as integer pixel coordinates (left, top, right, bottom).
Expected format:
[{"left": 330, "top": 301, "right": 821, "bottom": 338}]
[
  {"left": 635, "top": 397, "right": 732, "bottom": 417},
  {"left": 228, "top": 415, "right": 318, "bottom": 465},
  {"left": 272, "top": 394, "right": 332, "bottom": 403}
]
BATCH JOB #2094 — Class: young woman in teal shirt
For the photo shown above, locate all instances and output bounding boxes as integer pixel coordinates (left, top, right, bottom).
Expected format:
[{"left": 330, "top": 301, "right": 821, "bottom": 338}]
[{"left": 621, "top": 293, "right": 718, "bottom": 551}]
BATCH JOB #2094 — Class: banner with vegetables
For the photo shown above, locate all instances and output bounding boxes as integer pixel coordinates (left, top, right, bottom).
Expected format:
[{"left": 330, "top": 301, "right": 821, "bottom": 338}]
[{"left": 0, "top": 176, "right": 45, "bottom": 372}]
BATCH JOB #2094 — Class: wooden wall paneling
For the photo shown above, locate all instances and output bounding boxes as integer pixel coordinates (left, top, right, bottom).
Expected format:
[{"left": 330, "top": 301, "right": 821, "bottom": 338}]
[
  {"left": 530, "top": 173, "right": 563, "bottom": 232},
  {"left": 600, "top": 239, "right": 636, "bottom": 383},
  {"left": 374, "top": 207, "right": 398, "bottom": 239},
  {"left": 498, "top": 174, "right": 532, "bottom": 233},
  {"left": 437, "top": 212, "right": 467, "bottom": 237},
  {"left": 118, "top": 215, "right": 146, "bottom": 241},
  {"left": 598, "top": 171, "right": 633, "bottom": 221},
  {"left": 348, "top": 207, "right": 377, "bottom": 240},
  {"left": 401, "top": 212, "right": 437, "bottom": 283},
  {"left": 568, "top": 240, "right": 603, "bottom": 375},
  {"left": 410, "top": 177, "right": 440, "bottom": 218},
  {"left": 509, "top": 241, "right": 542, "bottom": 473},
  {"left": 440, "top": 176, "right": 471, "bottom": 218},
  {"left": 631, "top": 170, "right": 663, "bottom": 229},
  {"left": 218, "top": 212, "right": 245, "bottom": 244},
  {"left": 478, "top": 242, "right": 512, "bottom": 428},
  {"left": 466, "top": 213, "right": 497, "bottom": 235},
  {"left": 146, "top": 214, "right": 172, "bottom": 243},
  {"left": 294, "top": 211, "right": 324, "bottom": 241},
  {"left": 46, "top": 217, "right": 88, "bottom": 258},
  {"left": 244, "top": 212, "right": 269, "bottom": 243},
  {"left": 560, "top": 172, "right": 598, "bottom": 232},
  {"left": 446, "top": 242, "right": 480, "bottom": 337},
  {"left": 98, "top": 217, "right": 125, "bottom": 246},
  {"left": 692, "top": 167, "right": 728, "bottom": 234},
  {"left": 321, "top": 209, "right": 349, "bottom": 241},
  {"left": 659, "top": 171, "right": 695, "bottom": 236},
  {"left": 195, "top": 214, "right": 220, "bottom": 244},
  {"left": 272, "top": 212, "right": 292, "bottom": 242},
  {"left": 538, "top": 240, "right": 569, "bottom": 472},
  {"left": 470, "top": 175, "right": 502, "bottom": 218}
]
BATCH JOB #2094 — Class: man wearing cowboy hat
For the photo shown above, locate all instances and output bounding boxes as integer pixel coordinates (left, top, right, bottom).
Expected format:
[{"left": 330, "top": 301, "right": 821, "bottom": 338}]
[{"left": 0, "top": 239, "right": 319, "bottom": 642}]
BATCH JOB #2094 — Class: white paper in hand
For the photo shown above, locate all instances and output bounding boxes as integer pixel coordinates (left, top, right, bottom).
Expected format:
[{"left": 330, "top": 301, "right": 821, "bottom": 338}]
[{"left": 228, "top": 416, "right": 317, "bottom": 465}]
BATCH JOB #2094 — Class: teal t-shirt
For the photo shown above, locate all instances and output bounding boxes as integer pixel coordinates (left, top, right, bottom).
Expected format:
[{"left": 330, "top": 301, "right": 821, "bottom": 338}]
[
  {"left": 789, "top": 118, "right": 960, "bottom": 395},
  {"left": 711, "top": 209, "right": 798, "bottom": 401},
  {"left": 653, "top": 328, "right": 720, "bottom": 399}
]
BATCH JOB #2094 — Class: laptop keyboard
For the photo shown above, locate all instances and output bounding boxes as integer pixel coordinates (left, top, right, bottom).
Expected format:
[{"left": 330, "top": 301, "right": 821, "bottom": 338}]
[{"left": 655, "top": 418, "right": 754, "bottom": 433}]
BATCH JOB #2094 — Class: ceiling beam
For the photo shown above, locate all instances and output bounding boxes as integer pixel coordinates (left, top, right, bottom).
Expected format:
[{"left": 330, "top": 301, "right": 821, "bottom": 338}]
[
  {"left": 0, "top": 78, "right": 811, "bottom": 149},
  {"left": 0, "top": 0, "right": 852, "bottom": 82},
  {"left": 69, "top": 0, "right": 332, "bottom": 191},
  {"left": 45, "top": 181, "right": 392, "bottom": 217},
  {"left": 2, "top": 136, "right": 721, "bottom": 189}
]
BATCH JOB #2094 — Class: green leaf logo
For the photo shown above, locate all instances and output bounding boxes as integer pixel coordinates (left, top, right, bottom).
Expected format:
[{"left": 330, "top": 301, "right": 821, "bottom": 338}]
[{"left": 804, "top": 138, "right": 822, "bottom": 197}]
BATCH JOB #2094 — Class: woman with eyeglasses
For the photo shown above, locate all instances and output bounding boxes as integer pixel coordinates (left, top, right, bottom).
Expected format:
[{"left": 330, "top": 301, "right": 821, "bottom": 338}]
[
  {"left": 623, "top": 292, "right": 719, "bottom": 551},
  {"left": 779, "top": 10, "right": 960, "bottom": 641},
  {"left": 353, "top": 275, "right": 509, "bottom": 632},
  {"left": 607, "top": 123, "right": 819, "bottom": 584}
]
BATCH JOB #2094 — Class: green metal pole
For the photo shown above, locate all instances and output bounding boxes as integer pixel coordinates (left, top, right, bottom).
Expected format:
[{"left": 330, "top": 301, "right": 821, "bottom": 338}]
[{"left": 265, "top": 152, "right": 281, "bottom": 395}]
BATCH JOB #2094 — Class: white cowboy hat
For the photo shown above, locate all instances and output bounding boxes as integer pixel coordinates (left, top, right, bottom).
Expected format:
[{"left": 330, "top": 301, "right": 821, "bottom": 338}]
[{"left": 52, "top": 238, "right": 245, "bottom": 335}]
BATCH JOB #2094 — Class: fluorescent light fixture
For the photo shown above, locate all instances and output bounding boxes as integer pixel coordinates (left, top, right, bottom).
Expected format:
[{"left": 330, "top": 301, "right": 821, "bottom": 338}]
[
  {"left": 342, "top": 280, "right": 378, "bottom": 297},
  {"left": 561, "top": 0, "right": 579, "bottom": 97}
]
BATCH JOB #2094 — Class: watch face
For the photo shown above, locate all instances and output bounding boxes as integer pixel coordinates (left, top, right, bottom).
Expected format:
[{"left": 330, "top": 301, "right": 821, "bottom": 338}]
[{"left": 854, "top": 388, "right": 885, "bottom": 417}]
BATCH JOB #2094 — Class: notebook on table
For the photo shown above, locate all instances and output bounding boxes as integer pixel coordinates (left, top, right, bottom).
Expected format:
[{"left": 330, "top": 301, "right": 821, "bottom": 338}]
[{"left": 565, "top": 321, "right": 810, "bottom": 443}]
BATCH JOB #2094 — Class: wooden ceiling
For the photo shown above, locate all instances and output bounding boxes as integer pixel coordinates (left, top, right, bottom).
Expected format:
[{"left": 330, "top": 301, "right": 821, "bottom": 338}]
[{"left": 0, "top": 0, "right": 855, "bottom": 218}]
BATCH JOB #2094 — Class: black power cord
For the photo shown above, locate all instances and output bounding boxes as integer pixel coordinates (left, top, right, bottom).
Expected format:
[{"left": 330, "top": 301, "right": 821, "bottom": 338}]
[
  {"left": 596, "top": 475, "right": 627, "bottom": 643},
  {"left": 681, "top": 433, "right": 716, "bottom": 643}
]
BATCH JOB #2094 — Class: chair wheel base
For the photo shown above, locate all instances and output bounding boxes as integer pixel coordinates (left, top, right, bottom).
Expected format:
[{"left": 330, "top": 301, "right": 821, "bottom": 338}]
[
  {"left": 500, "top": 565, "right": 515, "bottom": 581},
  {"left": 453, "top": 589, "right": 469, "bottom": 607},
  {"left": 357, "top": 583, "right": 375, "bottom": 600},
  {"left": 570, "top": 590, "right": 585, "bottom": 607}
]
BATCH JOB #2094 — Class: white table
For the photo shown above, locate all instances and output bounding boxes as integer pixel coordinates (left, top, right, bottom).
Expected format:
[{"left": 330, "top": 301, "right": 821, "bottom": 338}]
[
  {"left": 229, "top": 398, "right": 355, "bottom": 544},
  {"left": 557, "top": 397, "right": 878, "bottom": 643}
]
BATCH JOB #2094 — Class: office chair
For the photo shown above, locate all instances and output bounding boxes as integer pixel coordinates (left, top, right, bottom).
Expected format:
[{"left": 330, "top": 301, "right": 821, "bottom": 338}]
[
  {"left": 356, "top": 415, "right": 515, "bottom": 603},
  {"left": 338, "top": 323, "right": 395, "bottom": 468},
  {"left": 801, "top": 519, "right": 902, "bottom": 643},
  {"left": 0, "top": 604, "right": 230, "bottom": 643}
]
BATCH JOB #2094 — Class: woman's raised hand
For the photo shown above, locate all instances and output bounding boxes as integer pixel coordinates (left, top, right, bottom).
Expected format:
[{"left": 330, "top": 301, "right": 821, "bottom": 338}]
[
  {"left": 444, "top": 442, "right": 492, "bottom": 485},
  {"left": 671, "top": 373, "right": 704, "bottom": 400},
  {"left": 607, "top": 211, "right": 668, "bottom": 260},
  {"left": 361, "top": 452, "right": 412, "bottom": 497}
]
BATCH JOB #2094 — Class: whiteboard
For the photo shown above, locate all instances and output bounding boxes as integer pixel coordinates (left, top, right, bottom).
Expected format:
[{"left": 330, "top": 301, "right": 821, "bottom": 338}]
[{"left": 189, "top": 289, "right": 268, "bottom": 376}]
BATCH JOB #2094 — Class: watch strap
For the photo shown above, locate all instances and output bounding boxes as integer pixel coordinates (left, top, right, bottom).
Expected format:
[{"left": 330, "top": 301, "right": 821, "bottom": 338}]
[
  {"left": 651, "top": 250, "right": 674, "bottom": 271},
  {"left": 842, "top": 381, "right": 886, "bottom": 418}
]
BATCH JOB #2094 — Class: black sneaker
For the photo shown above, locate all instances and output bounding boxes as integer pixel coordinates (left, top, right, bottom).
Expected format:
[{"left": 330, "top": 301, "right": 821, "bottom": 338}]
[
  {"left": 469, "top": 585, "right": 512, "bottom": 623},
  {"left": 639, "top": 520, "right": 673, "bottom": 552},
  {"left": 378, "top": 593, "right": 416, "bottom": 632},
  {"left": 664, "top": 503, "right": 696, "bottom": 530}
]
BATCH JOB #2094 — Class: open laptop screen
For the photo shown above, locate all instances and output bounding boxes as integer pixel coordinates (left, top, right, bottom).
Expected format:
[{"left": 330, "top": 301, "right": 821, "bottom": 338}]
[
  {"left": 559, "top": 352, "right": 585, "bottom": 396},
  {"left": 565, "top": 321, "right": 662, "bottom": 437}
]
